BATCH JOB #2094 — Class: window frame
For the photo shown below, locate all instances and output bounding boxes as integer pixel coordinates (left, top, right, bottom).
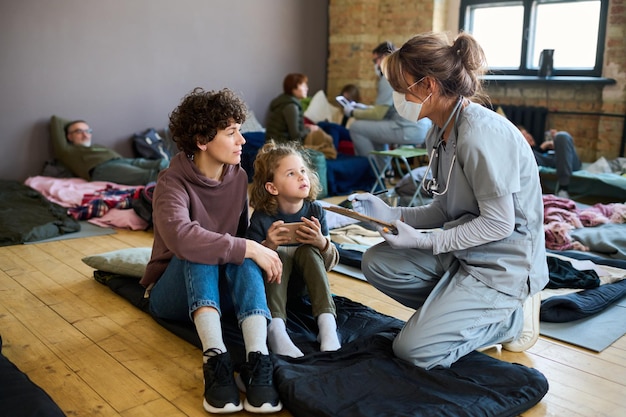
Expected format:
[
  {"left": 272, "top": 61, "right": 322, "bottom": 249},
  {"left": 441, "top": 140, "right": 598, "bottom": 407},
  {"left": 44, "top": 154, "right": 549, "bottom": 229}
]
[{"left": 459, "top": 0, "right": 609, "bottom": 77}]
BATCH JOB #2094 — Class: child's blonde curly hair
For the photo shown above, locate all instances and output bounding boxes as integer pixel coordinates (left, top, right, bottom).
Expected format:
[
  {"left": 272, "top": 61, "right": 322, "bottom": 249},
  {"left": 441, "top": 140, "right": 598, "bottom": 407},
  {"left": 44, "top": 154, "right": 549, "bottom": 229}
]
[{"left": 249, "top": 140, "right": 321, "bottom": 216}]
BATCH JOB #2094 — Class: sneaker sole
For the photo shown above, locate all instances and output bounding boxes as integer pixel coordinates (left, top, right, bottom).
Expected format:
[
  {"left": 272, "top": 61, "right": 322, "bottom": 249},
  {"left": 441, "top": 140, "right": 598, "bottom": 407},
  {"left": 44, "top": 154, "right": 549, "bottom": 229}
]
[
  {"left": 236, "top": 374, "right": 283, "bottom": 413},
  {"left": 243, "top": 398, "right": 283, "bottom": 414},
  {"left": 503, "top": 293, "right": 541, "bottom": 352},
  {"left": 203, "top": 398, "right": 243, "bottom": 414}
]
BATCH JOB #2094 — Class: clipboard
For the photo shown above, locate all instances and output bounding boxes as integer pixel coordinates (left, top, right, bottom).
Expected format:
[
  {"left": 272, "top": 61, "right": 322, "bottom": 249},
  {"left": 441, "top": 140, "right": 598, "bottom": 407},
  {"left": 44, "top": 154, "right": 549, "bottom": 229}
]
[{"left": 323, "top": 206, "right": 398, "bottom": 234}]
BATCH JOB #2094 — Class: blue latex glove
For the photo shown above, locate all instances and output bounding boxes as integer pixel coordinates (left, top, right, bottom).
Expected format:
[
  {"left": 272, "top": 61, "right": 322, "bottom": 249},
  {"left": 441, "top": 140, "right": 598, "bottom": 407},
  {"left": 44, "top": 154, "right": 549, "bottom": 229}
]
[
  {"left": 380, "top": 220, "right": 434, "bottom": 250},
  {"left": 348, "top": 192, "right": 401, "bottom": 223}
]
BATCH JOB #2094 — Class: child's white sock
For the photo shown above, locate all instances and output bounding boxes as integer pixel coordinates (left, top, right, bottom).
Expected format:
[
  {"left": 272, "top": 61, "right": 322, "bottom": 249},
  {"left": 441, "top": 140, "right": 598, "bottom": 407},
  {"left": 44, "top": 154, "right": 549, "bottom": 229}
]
[
  {"left": 317, "top": 313, "right": 341, "bottom": 352},
  {"left": 267, "top": 318, "right": 304, "bottom": 358},
  {"left": 194, "top": 310, "right": 227, "bottom": 363}
]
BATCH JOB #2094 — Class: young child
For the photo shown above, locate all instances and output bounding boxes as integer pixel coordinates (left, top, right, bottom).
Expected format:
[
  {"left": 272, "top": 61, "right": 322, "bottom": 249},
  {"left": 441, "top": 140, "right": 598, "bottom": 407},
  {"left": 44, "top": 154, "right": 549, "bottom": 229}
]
[
  {"left": 247, "top": 141, "right": 341, "bottom": 357},
  {"left": 139, "top": 88, "right": 283, "bottom": 414}
]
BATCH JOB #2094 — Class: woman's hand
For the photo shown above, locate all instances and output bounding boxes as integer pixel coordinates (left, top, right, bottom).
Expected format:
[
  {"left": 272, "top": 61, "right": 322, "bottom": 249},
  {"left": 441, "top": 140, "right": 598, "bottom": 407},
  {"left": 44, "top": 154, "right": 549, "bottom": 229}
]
[
  {"left": 348, "top": 192, "right": 401, "bottom": 223},
  {"left": 245, "top": 240, "right": 282, "bottom": 283},
  {"left": 380, "top": 220, "right": 433, "bottom": 250}
]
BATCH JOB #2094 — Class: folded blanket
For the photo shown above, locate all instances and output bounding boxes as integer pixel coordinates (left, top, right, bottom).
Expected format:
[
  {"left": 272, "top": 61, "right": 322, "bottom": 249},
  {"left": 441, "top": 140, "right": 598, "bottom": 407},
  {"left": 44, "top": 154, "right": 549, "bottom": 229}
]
[
  {"left": 546, "top": 256, "right": 600, "bottom": 289},
  {"left": 541, "top": 279, "right": 626, "bottom": 322}
]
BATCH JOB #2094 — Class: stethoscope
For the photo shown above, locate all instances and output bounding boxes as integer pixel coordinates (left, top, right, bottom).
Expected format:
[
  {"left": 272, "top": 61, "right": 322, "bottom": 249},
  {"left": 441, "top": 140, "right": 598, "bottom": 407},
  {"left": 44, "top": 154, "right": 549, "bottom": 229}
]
[{"left": 422, "top": 96, "right": 464, "bottom": 197}]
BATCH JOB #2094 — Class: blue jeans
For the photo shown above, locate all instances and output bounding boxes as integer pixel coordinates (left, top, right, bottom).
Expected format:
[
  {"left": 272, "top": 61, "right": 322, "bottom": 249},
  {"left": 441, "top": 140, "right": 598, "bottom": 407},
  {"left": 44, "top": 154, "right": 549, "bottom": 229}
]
[{"left": 148, "top": 256, "right": 271, "bottom": 325}]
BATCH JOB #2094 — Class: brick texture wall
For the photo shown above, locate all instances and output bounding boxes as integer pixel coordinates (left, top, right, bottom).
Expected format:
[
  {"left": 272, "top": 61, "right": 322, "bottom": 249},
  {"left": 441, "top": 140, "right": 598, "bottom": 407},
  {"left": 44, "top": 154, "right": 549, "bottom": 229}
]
[{"left": 327, "top": 0, "right": 626, "bottom": 161}]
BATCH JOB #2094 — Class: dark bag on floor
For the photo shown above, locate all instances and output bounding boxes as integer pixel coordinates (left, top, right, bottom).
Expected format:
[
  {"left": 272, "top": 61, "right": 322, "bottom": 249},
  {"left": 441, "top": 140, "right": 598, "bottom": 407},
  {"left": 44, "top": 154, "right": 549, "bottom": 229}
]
[
  {"left": 131, "top": 182, "right": 156, "bottom": 227},
  {"left": 132, "top": 128, "right": 171, "bottom": 160}
]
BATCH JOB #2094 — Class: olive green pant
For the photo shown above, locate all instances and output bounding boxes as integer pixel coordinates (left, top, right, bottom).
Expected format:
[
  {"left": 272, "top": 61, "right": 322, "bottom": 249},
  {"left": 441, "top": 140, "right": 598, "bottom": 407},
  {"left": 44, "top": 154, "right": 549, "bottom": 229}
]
[{"left": 265, "top": 245, "right": 336, "bottom": 321}]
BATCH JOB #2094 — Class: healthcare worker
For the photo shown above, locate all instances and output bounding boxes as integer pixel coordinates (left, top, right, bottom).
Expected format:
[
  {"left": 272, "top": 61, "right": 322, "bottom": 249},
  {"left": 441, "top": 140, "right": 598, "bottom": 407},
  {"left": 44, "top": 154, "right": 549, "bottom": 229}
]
[{"left": 349, "top": 31, "right": 549, "bottom": 370}]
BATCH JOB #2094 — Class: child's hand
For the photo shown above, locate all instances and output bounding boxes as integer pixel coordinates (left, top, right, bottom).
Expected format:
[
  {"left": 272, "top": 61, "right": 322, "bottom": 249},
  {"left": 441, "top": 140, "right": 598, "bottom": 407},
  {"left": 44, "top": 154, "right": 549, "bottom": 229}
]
[
  {"left": 265, "top": 220, "right": 295, "bottom": 249},
  {"left": 297, "top": 216, "right": 326, "bottom": 250}
]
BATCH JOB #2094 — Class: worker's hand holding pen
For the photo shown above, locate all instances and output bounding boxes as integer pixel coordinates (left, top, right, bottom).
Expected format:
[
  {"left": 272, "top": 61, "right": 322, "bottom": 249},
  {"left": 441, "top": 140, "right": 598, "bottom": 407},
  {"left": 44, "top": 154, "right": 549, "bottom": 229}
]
[
  {"left": 348, "top": 192, "right": 402, "bottom": 223},
  {"left": 379, "top": 219, "right": 434, "bottom": 250}
]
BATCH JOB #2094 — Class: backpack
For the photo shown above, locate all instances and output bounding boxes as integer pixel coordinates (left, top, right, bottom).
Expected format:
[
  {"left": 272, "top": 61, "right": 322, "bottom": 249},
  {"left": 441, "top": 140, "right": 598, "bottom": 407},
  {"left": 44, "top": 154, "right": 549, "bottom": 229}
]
[
  {"left": 132, "top": 128, "right": 172, "bottom": 160},
  {"left": 131, "top": 182, "right": 156, "bottom": 227}
]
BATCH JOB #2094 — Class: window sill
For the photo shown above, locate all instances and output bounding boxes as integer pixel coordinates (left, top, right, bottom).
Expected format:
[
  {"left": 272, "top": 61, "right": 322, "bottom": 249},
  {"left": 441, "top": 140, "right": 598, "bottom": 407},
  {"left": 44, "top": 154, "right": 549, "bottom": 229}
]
[{"left": 482, "top": 75, "right": 616, "bottom": 85}]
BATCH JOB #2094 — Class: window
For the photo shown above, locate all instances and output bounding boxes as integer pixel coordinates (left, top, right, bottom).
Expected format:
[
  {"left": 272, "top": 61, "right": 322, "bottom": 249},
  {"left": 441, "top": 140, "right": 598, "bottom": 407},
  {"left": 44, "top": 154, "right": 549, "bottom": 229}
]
[{"left": 459, "top": 0, "right": 608, "bottom": 77}]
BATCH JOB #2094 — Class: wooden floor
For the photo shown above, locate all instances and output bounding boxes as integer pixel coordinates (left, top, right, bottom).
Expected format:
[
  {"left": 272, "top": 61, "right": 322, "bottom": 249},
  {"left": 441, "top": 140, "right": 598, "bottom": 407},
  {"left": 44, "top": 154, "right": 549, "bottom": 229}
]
[{"left": 1, "top": 228, "right": 625, "bottom": 417}]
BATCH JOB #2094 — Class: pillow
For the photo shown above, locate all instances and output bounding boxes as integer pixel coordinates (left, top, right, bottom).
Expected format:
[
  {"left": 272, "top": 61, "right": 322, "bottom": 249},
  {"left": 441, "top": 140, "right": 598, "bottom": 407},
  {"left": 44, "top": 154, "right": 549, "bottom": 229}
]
[
  {"left": 304, "top": 90, "right": 340, "bottom": 124},
  {"left": 240, "top": 109, "right": 265, "bottom": 134},
  {"left": 50, "top": 115, "right": 71, "bottom": 146},
  {"left": 82, "top": 247, "right": 152, "bottom": 277}
]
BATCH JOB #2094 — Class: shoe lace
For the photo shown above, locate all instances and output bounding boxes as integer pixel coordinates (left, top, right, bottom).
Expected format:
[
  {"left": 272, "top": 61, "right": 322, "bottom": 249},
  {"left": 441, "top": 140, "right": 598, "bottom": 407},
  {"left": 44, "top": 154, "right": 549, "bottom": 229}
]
[
  {"left": 204, "top": 349, "right": 231, "bottom": 385},
  {"left": 249, "top": 352, "right": 273, "bottom": 385}
]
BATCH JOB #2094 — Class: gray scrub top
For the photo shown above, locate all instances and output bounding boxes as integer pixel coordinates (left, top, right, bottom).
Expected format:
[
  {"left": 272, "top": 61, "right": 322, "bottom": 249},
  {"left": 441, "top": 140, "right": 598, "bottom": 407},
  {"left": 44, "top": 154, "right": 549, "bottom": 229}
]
[{"left": 423, "top": 102, "right": 548, "bottom": 298}]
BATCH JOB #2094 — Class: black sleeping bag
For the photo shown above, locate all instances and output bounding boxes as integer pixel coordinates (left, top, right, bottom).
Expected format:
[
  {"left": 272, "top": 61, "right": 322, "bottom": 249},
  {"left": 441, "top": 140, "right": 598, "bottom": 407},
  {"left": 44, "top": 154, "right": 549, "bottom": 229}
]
[
  {"left": 0, "top": 180, "right": 80, "bottom": 246},
  {"left": 0, "top": 336, "right": 66, "bottom": 417},
  {"left": 97, "top": 272, "right": 549, "bottom": 417}
]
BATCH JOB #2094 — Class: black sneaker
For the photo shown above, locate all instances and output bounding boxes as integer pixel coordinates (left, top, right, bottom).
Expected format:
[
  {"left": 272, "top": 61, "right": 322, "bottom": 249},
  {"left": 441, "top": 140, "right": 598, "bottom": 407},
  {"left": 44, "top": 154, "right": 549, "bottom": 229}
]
[
  {"left": 236, "top": 352, "right": 283, "bottom": 413},
  {"left": 202, "top": 349, "right": 243, "bottom": 414}
]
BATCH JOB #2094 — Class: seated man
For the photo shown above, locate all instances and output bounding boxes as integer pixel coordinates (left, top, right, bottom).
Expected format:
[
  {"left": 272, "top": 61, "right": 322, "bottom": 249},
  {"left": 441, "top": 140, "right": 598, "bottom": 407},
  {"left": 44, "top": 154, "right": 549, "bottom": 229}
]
[
  {"left": 519, "top": 126, "right": 582, "bottom": 198},
  {"left": 343, "top": 41, "right": 433, "bottom": 171},
  {"left": 52, "top": 119, "right": 168, "bottom": 185}
]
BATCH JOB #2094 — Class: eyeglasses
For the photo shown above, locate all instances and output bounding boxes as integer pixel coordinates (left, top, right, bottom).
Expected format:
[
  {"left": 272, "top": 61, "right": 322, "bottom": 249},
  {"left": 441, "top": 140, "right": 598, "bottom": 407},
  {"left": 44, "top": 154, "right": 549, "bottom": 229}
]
[
  {"left": 401, "top": 71, "right": 426, "bottom": 96},
  {"left": 69, "top": 128, "right": 93, "bottom": 135}
]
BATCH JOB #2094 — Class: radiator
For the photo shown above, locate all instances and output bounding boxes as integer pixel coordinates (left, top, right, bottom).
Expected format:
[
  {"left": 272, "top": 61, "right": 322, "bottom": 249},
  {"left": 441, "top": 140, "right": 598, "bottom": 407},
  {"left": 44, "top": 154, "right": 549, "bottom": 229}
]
[{"left": 494, "top": 104, "right": 548, "bottom": 144}]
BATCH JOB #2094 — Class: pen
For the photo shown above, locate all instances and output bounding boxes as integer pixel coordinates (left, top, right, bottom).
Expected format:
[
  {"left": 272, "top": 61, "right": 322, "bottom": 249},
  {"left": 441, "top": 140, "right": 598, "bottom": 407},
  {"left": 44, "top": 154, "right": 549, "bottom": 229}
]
[{"left": 346, "top": 189, "right": 388, "bottom": 206}]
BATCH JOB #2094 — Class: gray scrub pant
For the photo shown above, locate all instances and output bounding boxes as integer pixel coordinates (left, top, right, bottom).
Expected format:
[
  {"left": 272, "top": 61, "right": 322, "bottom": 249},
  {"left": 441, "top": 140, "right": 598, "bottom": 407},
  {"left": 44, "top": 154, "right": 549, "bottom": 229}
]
[
  {"left": 362, "top": 242, "right": 525, "bottom": 369},
  {"left": 350, "top": 119, "right": 426, "bottom": 170}
]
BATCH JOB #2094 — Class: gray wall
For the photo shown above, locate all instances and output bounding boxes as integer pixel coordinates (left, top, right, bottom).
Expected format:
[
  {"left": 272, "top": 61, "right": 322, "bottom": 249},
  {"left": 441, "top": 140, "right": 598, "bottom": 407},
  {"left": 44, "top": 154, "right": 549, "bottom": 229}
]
[{"left": 0, "top": 0, "right": 328, "bottom": 182}]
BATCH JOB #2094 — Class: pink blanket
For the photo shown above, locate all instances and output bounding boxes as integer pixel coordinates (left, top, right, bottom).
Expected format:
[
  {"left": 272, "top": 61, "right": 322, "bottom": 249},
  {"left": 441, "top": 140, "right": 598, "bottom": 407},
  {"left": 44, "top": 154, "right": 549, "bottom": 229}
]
[
  {"left": 24, "top": 176, "right": 148, "bottom": 230},
  {"left": 543, "top": 194, "right": 626, "bottom": 251}
]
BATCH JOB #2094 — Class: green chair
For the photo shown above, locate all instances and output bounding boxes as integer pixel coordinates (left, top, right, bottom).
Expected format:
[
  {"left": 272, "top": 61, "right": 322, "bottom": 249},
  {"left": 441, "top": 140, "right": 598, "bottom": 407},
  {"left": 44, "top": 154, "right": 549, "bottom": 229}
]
[{"left": 368, "top": 146, "right": 429, "bottom": 206}]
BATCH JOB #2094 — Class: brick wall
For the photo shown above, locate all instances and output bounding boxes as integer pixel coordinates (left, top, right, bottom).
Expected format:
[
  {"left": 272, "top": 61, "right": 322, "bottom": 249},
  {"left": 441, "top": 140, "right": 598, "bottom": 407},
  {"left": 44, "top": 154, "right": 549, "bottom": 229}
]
[
  {"left": 327, "top": 0, "right": 434, "bottom": 103},
  {"left": 327, "top": 0, "right": 626, "bottom": 161}
]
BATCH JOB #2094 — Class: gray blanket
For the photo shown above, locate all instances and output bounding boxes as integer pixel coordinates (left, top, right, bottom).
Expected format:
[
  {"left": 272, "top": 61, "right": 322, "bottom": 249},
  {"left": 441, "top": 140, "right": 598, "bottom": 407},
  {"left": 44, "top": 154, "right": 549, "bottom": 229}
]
[{"left": 570, "top": 223, "right": 626, "bottom": 260}]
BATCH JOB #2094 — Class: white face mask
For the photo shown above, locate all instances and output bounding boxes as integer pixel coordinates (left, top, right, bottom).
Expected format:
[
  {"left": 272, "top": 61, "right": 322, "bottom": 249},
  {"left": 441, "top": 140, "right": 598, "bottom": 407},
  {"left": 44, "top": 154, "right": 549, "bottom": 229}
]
[
  {"left": 374, "top": 64, "right": 383, "bottom": 78},
  {"left": 393, "top": 91, "right": 430, "bottom": 121}
]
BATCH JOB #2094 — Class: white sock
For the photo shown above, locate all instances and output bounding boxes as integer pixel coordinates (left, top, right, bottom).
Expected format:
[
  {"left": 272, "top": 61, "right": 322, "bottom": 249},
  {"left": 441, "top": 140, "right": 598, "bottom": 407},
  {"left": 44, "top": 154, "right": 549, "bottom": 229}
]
[
  {"left": 267, "top": 318, "right": 304, "bottom": 358},
  {"left": 194, "top": 310, "right": 227, "bottom": 362},
  {"left": 317, "top": 313, "right": 341, "bottom": 352},
  {"left": 241, "top": 315, "right": 270, "bottom": 356}
]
